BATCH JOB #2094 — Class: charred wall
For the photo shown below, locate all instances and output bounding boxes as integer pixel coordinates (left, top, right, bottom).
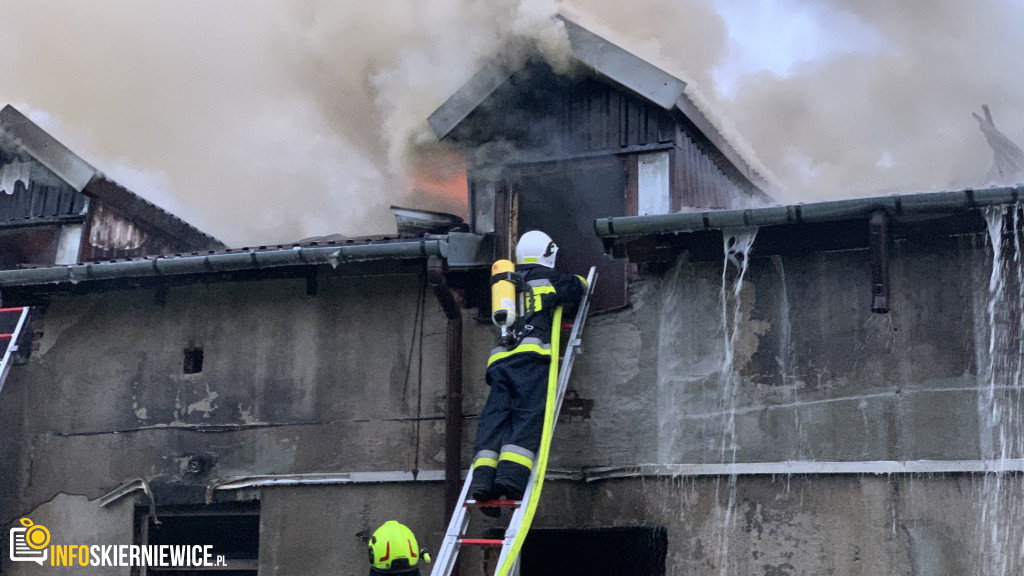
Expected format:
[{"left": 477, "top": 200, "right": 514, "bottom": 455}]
[
  {"left": 456, "top": 61, "right": 755, "bottom": 210},
  {"left": 455, "top": 60, "right": 759, "bottom": 204},
  {"left": 451, "top": 61, "right": 676, "bottom": 163},
  {"left": 455, "top": 61, "right": 760, "bottom": 312}
]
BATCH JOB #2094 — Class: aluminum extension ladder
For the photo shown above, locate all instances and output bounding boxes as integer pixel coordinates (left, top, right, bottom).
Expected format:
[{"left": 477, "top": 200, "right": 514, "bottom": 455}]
[
  {"left": 0, "top": 306, "right": 30, "bottom": 394},
  {"left": 431, "top": 267, "right": 597, "bottom": 576}
]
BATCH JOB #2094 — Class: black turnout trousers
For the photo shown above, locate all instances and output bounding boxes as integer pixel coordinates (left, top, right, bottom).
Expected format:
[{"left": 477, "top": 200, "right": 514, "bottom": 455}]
[{"left": 473, "top": 354, "right": 550, "bottom": 461}]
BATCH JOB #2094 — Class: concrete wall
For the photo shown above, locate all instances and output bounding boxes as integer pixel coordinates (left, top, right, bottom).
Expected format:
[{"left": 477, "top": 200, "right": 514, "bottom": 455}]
[
  {"left": 555, "top": 234, "right": 994, "bottom": 469},
  {"left": 3, "top": 229, "right": 1022, "bottom": 575},
  {"left": 531, "top": 474, "right": 1006, "bottom": 576},
  {"left": 0, "top": 269, "right": 456, "bottom": 574}
]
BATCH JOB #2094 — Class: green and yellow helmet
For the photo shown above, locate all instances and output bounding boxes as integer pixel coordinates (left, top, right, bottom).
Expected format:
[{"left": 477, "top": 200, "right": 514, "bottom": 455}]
[{"left": 368, "top": 521, "right": 430, "bottom": 572}]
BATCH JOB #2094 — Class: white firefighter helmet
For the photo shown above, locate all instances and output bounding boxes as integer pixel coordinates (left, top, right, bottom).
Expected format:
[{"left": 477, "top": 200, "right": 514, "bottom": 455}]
[{"left": 516, "top": 230, "right": 558, "bottom": 268}]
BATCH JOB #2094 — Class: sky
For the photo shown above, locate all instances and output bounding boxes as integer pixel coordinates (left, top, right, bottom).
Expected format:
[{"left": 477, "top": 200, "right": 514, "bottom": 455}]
[
  {"left": 712, "top": 0, "right": 886, "bottom": 96},
  {"left": 1, "top": 0, "right": 1022, "bottom": 245}
]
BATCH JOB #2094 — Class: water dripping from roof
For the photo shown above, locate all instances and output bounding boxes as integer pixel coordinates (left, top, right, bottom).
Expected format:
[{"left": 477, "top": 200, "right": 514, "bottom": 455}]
[{"left": 713, "top": 226, "right": 757, "bottom": 576}]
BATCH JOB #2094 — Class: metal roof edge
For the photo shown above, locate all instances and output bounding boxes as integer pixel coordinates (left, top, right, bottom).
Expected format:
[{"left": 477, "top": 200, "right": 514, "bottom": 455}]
[
  {"left": 594, "top": 186, "right": 1024, "bottom": 239},
  {"left": 428, "top": 59, "right": 515, "bottom": 140},
  {"left": 0, "top": 105, "right": 97, "bottom": 191},
  {"left": 0, "top": 237, "right": 450, "bottom": 288},
  {"left": 559, "top": 16, "right": 687, "bottom": 110}
]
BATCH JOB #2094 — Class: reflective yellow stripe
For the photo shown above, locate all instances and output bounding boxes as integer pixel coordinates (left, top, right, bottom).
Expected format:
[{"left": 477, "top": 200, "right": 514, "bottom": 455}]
[
  {"left": 499, "top": 452, "right": 534, "bottom": 470},
  {"left": 528, "top": 285, "right": 556, "bottom": 312},
  {"left": 487, "top": 343, "right": 552, "bottom": 366},
  {"left": 473, "top": 457, "right": 497, "bottom": 469},
  {"left": 575, "top": 274, "right": 589, "bottom": 289},
  {"left": 522, "top": 257, "right": 538, "bottom": 263}
]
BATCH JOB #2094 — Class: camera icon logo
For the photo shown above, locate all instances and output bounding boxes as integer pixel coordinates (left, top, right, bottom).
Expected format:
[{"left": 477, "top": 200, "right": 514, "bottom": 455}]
[{"left": 9, "top": 518, "right": 49, "bottom": 565}]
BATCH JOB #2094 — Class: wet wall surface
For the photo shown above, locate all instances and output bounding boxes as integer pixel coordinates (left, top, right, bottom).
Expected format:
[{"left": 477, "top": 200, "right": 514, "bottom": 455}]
[{"left": 558, "top": 234, "right": 992, "bottom": 469}]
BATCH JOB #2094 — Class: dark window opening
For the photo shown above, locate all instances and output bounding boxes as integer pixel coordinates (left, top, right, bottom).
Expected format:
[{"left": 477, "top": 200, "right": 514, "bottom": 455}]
[
  {"left": 512, "top": 157, "right": 629, "bottom": 312},
  {"left": 183, "top": 346, "right": 204, "bottom": 374},
  {"left": 0, "top": 227, "right": 60, "bottom": 269},
  {"left": 522, "top": 526, "right": 667, "bottom": 576},
  {"left": 133, "top": 502, "right": 259, "bottom": 576}
]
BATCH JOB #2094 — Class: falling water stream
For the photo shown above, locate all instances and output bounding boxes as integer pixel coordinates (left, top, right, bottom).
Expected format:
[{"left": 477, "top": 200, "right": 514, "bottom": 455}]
[
  {"left": 977, "top": 206, "right": 1024, "bottom": 575},
  {"left": 713, "top": 227, "right": 757, "bottom": 576}
]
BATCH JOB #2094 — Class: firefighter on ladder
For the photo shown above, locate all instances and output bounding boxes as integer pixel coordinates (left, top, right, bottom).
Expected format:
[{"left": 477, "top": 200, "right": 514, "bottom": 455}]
[{"left": 469, "top": 230, "right": 588, "bottom": 508}]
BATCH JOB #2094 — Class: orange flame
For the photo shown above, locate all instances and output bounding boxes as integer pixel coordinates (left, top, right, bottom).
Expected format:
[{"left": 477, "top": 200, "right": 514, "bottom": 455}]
[{"left": 408, "top": 144, "right": 468, "bottom": 217}]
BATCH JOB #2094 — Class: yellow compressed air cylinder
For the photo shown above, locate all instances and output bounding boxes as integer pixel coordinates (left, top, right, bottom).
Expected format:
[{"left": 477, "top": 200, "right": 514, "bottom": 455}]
[{"left": 491, "top": 259, "right": 517, "bottom": 329}]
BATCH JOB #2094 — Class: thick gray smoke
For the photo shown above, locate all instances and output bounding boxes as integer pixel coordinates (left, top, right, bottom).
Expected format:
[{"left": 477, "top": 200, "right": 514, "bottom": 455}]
[
  {"left": 718, "top": 0, "right": 1024, "bottom": 201},
  {"left": 2, "top": 0, "right": 1022, "bottom": 245},
  {"left": 0, "top": 0, "right": 567, "bottom": 245}
]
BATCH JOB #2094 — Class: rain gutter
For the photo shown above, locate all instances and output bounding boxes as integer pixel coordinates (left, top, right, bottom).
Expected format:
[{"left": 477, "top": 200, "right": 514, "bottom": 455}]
[
  {"left": 594, "top": 186, "right": 1024, "bottom": 239},
  {"left": 0, "top": 238, "right": 448, "bottom": 288}
]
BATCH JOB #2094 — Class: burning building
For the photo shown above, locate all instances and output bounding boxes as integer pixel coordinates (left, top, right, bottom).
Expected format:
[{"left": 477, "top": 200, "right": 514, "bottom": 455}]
[
  {"left": 430, "top": 15, "right": 771, "bottom": 312},
  {"left": 2, "top": 16, "right": 1024, "bottom": 576}
]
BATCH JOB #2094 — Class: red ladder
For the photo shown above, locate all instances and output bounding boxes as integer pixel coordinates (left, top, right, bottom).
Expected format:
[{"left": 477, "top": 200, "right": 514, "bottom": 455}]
[{"left": 0, "top": 306, "right": 30, "bottom": 394}]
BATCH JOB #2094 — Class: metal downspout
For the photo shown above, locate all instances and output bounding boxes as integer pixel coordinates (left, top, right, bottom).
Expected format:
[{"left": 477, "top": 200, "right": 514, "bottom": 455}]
[
  {"left": 426, "top": 256, "right": 463, "bottom": 520},
  {"left": 869, "top": 210, "right": 891, "bottom": 313}
]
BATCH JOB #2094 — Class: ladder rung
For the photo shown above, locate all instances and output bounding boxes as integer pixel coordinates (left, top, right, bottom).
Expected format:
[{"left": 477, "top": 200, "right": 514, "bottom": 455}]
[
  {"left": 465, "top": 499, "right": 520, "bottom": 507},
  {"left": 0, "top": 307, "right": 26, "bottom": 314},
  {"left": 0, "top": 334, "right": 13, "bottom": 340},
  {"left": 459, "top": 538, "right": 503, "bottom": 546}
]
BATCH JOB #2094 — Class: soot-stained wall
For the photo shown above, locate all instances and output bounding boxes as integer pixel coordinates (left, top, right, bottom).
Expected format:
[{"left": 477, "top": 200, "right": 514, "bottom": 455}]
[{"left": 0, "top": 268, "right": 459, "bottom": 575}]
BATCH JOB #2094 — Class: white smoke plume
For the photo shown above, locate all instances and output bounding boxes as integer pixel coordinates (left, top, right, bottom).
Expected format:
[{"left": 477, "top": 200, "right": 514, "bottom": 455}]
[{"left": 2, "top": 0, "right": 1022, "bottom": 245}]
